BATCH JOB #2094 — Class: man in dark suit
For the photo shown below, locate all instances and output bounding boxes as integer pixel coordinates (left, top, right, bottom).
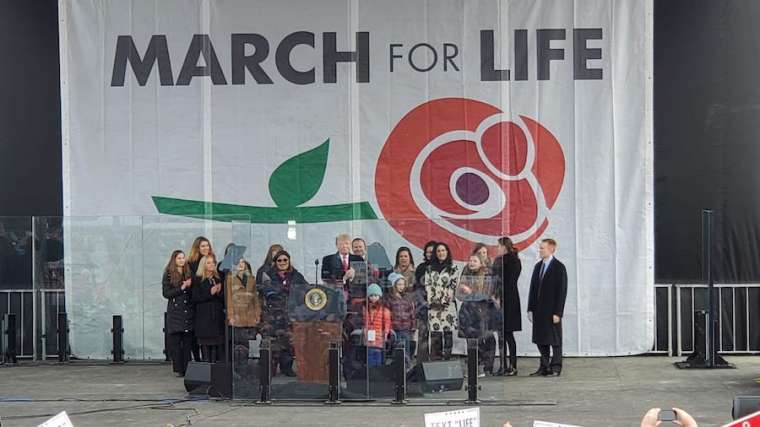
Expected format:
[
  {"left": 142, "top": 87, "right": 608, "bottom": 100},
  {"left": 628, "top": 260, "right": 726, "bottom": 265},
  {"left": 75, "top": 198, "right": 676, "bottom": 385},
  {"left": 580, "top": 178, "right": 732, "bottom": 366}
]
[
  {"left": 527, "top": 238, "right": 568, "bottom": 377},
  {"left": 321, "top": 233, "right": 364, "bottom": 295},
  {"left": 322, "top": 233, "right": 365, "bottom": 382}
]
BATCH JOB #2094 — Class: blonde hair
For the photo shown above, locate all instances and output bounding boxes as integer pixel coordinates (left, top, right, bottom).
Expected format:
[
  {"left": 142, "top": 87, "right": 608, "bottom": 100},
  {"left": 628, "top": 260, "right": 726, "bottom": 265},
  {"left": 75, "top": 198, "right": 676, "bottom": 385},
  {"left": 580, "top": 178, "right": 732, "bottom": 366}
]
[
  {"left": 197, "top": 254, "right": 220, "bottom": 280},
  {"left": 541, "top": 238, "right": 558, "bottom": 249},
  {"left": 335, "top": 233, "right": 351, "bottom": 244}
]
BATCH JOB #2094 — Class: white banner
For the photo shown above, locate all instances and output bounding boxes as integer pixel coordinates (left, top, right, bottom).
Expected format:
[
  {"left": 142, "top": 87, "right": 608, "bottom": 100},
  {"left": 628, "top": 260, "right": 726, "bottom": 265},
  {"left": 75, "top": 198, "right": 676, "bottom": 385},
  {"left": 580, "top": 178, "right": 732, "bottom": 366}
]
[{"left": 60, "top": 0, "right": 653, "bottom": 358}]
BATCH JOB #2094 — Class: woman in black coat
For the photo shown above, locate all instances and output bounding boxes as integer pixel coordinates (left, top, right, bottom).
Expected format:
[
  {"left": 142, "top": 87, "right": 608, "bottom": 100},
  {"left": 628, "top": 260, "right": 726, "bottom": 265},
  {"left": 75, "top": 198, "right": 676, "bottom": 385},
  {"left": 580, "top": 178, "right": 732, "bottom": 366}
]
[
  {"left": 192, "top": 253, "right": 225, "bottom": 363},
  {"left": 162, "top": 250, "right": 194, "bottom": 376},
  {"left": 259, "top": 250, "right": 307, "bottom": 376},
  {"left": 492, "top": 237, "right": 522, "bottom": 375}
]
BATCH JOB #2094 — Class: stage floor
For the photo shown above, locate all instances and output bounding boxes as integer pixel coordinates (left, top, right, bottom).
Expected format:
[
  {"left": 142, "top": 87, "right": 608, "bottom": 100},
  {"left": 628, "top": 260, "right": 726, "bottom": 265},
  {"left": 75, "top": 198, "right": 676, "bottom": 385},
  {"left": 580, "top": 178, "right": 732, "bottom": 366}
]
[{"left": 1, "top": 356, "right": 757, "bottom": 426}]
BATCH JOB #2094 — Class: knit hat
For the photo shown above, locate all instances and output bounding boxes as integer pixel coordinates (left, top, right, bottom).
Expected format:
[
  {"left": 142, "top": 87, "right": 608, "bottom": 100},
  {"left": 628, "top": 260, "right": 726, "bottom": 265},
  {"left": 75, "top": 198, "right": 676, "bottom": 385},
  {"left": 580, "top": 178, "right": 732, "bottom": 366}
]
[
  {"left": 367, "top": 283, "right": 383, "bottom": 297},
  {"left": 387, "top": 272, "right": 405, "bottom": 286}
]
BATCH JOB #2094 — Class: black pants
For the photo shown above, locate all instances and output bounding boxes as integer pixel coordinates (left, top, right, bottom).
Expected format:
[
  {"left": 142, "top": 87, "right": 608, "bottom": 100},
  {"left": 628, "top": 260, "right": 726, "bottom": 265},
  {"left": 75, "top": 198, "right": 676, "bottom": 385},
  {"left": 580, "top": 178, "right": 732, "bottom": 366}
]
[
  {"left": 168, "top": 332, "right": 194, "bottom": 374},
  {"left": 270, "top": 334, "right": 294, "bottom": 375},
  {"left": 478, "top": 334, "right": 496, "bottom": 372},
  {"left": 200, "top": 344, "right": 225, "bottom": 363},
  {"left": 191, "top": 335, "right": 201, "bottom": 362},
  {"left": 537, "top": 344, "right": 562, "bottom": 373},
  {"left": 500, "top": 331, "right": 517, "bottom": 370},
  {"left": 429, "top": 331, "right": 453, "bottom": 360},
  {"left": 416, "top": 318, "right": 430, "bottom": 362}
]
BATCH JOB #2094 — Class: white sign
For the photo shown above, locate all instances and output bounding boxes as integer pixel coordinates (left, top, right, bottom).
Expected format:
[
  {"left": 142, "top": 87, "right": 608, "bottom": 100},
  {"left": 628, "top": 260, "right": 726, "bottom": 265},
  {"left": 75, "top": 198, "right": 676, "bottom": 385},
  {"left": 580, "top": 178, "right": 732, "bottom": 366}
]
[
  {"left": 534, "top": 421, "right": 584, "bottom": 427},
  {"left": 425, "top": 407, "right": 480, "bottom": 427},
  {"left": 38, "top": 411, "right": 74, "bottom": 427}
]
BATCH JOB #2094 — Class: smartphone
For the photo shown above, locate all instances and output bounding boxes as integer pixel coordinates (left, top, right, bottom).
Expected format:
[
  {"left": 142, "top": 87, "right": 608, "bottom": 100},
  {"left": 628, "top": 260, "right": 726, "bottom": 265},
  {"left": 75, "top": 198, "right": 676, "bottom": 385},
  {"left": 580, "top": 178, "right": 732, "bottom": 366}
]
[{"left": 658, "top": 409, "right": 677, "bottom": 422}]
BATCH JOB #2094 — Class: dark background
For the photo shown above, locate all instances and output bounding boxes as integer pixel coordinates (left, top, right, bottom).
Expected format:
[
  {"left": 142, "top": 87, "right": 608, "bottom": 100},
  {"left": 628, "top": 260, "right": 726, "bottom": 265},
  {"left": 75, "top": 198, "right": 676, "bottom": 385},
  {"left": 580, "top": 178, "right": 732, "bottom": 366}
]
[{"left": 1, "top": 0, "right": 758, "bottom": 283}]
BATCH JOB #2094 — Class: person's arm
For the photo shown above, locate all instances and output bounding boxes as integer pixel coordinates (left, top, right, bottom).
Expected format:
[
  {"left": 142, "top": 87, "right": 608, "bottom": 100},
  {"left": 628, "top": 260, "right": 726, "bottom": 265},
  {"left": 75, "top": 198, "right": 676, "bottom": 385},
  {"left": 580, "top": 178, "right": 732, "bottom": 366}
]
[
  {"left": 213, "top": 276, "right": 224, "bottom": 300},
  {"left": 162, "top": 271, "right": 182, "bottom": 299},
  {"left": 259, "top": 271, "right": 278, "bottom": 300},
  {"left": 553, "top": 263, "right": 568, "bottom": 318},
  {"left": 448, "top": 266, "right": 459, "bottom": 290},
  {"left": 508, "top": 255, "right": 522, "bottom": 288},
  {"left": 383, "top": 307, "right": 392, "bottom": 340},
  {"left": 527, "top": 264, "right": 538, "bottom": 312},
  {"left": 455, "top": 271, "right": 470, "bottom": 301},
  {"left": 321, "top": 255, "right": 337, "bottom": 283},
  {"left": 294, "top": 270, "right": 308, "bottom": 286}
]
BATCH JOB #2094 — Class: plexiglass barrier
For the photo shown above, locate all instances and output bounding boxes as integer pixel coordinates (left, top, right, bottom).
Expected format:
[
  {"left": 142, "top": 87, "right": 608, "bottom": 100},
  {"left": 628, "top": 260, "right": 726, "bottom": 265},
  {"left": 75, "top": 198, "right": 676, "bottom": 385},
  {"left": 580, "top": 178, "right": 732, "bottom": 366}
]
[
  {"left": 228, "top": 219, "right": 515, "bottom": 401},
  {"left": 1, "top": 214, "right": 517, "bottom": 402}
]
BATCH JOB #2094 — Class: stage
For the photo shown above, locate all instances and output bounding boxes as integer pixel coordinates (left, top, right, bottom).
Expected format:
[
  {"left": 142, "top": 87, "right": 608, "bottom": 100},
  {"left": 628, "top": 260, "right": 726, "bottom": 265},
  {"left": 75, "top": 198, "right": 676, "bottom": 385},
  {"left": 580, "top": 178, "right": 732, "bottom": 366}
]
[{"left": 1, "top": 356, "right": 756, "bottom": 426}]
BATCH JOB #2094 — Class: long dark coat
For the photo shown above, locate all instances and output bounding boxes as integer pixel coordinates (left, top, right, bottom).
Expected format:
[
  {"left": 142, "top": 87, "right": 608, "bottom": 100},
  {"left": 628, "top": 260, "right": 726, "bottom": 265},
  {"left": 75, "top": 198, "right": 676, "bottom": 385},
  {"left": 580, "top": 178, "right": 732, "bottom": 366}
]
[
  {"left": 492, "top": 253, "right": 522, "bottom": 333},
  {"left": 191, "top": 275, "right": 225, "bottom": 340},
  {"left": 162, "top": 271, "right": 194, "bottom": 334},
  {"left": 527, "top": 257, "right": 568, "bottom": 345}
]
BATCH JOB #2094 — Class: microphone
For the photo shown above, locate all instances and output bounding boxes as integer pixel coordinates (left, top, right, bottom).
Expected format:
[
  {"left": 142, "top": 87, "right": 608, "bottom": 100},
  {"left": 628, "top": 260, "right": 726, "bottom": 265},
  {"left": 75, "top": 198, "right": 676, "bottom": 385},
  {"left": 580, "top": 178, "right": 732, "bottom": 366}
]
[{"left": 314, "top": 259, "right": 320, "bottom": 285}]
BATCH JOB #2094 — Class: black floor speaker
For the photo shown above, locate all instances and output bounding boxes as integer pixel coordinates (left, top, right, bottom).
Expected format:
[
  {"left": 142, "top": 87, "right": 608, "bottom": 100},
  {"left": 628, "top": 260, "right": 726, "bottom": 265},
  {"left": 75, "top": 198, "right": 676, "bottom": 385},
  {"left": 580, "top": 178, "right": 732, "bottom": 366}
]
[
  {"left": 733, "top": 396, "right": 760, "bottom": 420},
  {"left": 184, "top": 361, "right": 232, "bottom": 398},
  {"left": 413, "top": 360, "right": 464, "bottom": 393}
]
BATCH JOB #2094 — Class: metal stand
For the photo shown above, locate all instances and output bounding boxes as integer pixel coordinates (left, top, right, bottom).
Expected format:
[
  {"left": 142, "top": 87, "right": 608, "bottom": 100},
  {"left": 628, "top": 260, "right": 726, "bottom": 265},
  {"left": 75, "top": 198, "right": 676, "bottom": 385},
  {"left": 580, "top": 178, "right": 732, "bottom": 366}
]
[
  {"left": 111, "top": 315, "right": 125, "bottom": 364},
  {"left": 675, "top": 209, "right": 734, "bottom": 369},
  {"left": 465, "top": 339, "right": 480, "bottom": 404},
  {"left": 326, "top": 342, "right": 341, "bottom": 404},
  {"left": 258, "top": 339, "right": 272, "bottom": 404},
  {"left": 3, "top": 313, "right": 18, "bottom": 364},
  {"left": 57, "top": 312, "right": 69, "bottom": 362},
  {"left": 391, "top": 343, "right": 407, "bottom": 405}
]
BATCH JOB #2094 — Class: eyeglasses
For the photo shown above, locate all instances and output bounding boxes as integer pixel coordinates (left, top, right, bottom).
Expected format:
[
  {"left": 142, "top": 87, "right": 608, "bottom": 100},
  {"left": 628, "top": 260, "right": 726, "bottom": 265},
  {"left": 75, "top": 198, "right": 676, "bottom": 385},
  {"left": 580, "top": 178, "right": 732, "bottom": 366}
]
[{"left": 276, "top": 258, "right": 289, "bottom": 263}]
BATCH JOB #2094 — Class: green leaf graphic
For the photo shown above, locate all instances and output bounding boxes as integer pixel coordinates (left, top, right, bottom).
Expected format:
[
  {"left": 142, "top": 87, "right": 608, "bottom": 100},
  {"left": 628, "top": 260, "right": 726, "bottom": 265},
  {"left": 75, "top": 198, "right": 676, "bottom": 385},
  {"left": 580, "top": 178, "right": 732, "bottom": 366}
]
[{"left": 268, "top": 139, "right": 329, "bottom": 208}]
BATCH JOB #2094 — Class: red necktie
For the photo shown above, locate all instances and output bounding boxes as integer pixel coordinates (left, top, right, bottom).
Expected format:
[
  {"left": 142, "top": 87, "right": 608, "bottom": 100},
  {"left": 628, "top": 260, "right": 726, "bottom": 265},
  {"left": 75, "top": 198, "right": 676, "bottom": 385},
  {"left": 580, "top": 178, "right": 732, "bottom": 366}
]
[{"left": 342, "top": 255, "right": 349, "bottom": 271}]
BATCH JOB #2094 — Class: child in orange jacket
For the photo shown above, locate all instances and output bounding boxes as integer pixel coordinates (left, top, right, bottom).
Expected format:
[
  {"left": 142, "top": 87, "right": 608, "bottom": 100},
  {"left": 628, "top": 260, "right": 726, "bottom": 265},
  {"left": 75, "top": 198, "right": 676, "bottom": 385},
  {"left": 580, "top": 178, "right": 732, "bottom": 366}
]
[{"left": 365, "top": 283, "right": 392, "bottom": 367}]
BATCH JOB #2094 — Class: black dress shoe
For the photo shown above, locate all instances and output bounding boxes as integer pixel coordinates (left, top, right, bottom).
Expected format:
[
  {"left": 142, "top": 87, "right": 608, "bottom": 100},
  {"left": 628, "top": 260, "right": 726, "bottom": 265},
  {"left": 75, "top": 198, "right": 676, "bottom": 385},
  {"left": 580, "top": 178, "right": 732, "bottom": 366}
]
[
  {"left": 529, "top": 369, "right": 547, "bottom": 377},
  {"left": 506, "top": 368, "right": 518, "bottom": 376},
  {"left": 548, "top": 370, "right": 561, "bottom": 377}
]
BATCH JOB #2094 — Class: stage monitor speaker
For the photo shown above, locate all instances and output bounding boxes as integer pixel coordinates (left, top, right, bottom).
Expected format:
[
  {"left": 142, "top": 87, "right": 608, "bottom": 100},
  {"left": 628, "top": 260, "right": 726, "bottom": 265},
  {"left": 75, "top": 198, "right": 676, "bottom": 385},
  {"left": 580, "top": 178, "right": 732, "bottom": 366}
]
[
  {"left": 732, "top": 396, "right": 760, "bottom": 419},
  {"left": 184, "top": 361, "right": 232, "bottom": 398},
  {"left": 416, "top": 360, "right": 463, "bottom": 393},
  {"left": 184, "top": 361, "right": 211, "bottom": 395}
]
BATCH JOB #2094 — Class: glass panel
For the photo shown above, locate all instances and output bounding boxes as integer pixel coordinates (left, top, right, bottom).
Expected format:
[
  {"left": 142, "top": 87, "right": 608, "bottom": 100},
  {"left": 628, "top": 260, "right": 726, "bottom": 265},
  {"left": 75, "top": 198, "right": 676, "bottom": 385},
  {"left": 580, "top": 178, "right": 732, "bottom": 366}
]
[
  {"left": 33, "top": 216, "right": 66, "bottom": 359},
  {"left": 749, "top": 288, "right": 760, "bottom": 351},
  {"left": 734, "top": 287, "right": 747, "bottom": 351},
  {"left": 64, "top": 216, "right": 143, "bottom": 360},
  {"left": 0, "top": 216, "right": 33, "bottom": 290},
  {"left": 0, "top": 217, "right": 33, "bottom": 358},
  {"left": 144, "top": 214, "right": 251, "bottom": 374},
  {"left": 680, "top": 287, "right": 693, "bottom": 352},
  {"left": 654, "top": 286, "right": 669, "bottom": 352},
  {"left": 720, "top": 287, "right": 734, "bottom": 351}
]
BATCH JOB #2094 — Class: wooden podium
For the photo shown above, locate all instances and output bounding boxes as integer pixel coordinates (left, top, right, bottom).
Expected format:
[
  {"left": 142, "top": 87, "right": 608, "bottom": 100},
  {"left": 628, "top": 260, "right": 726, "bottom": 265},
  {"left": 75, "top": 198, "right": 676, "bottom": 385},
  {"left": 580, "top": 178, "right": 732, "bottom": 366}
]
[
  {"left": 291, "top": 321, "right": 342, "bottom": 383},
  {"left": 288, "top": 284, "right": 346, "bottom": 384}
]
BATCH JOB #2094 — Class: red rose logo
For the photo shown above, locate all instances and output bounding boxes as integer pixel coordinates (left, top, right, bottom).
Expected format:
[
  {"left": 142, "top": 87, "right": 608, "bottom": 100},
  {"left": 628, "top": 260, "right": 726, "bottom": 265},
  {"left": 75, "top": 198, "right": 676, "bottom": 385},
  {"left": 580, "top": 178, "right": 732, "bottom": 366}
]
[{"left": 375, "top": 98, "right": 565, "bottom": 260}]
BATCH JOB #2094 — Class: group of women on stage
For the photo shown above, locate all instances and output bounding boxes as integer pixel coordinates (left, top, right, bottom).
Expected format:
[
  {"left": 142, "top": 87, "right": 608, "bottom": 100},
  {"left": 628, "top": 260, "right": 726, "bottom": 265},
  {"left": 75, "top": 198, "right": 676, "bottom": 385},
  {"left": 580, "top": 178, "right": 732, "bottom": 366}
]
[
  {"left": 404, "top": 237, "right": 523, "bottom": 376},
  {"left": 162, "top": 235, "right": 524, "bottom": 378},
  {"left": 161, "top": 237, "right": 305, "bottom": 377}
]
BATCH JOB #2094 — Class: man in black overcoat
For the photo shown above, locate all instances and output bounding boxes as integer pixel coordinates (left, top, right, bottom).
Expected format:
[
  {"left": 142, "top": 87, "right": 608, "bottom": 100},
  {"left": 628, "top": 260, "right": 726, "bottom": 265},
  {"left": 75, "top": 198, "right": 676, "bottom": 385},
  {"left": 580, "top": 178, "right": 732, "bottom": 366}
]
[{"left": 527, "top": 238, "right": 568, "bottom": 377}]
